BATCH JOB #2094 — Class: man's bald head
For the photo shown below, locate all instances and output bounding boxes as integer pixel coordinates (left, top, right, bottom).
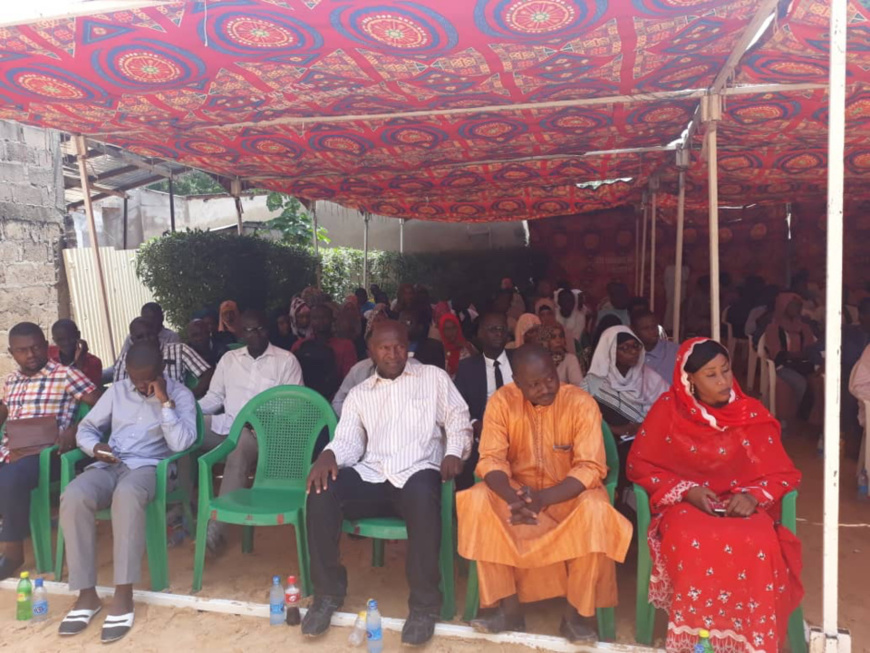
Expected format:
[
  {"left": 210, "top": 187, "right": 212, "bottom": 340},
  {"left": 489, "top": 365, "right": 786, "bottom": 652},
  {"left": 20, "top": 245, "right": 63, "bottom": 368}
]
[
  {"left": 129, "top": 316, "right": 157, "bottom": 344},
  {"left": 368, "top": 320, "right": 409, "bottom": 380},
  {"left": 512, "top": 344, "right": 559, "bottom": 406}
]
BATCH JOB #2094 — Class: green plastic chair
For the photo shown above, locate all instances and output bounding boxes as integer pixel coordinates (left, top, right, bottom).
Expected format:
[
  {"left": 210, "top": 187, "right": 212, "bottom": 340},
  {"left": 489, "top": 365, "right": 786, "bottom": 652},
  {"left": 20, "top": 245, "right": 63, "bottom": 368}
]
[
  {"left": 54, "top": 404, "right": 204, "bottom": 591},
  {"left": 633, "top": 485, "right": 806, "bottom": 653},
  {"left": 192, "top": 385, "right": 336, "bottom": 596},
  {"left": 226, "top": 342, "right": 245, "bottom": 351},
  {"left": 341, "top": 479, "right": 457, "bottom": 621},
  {"left": 0, "top": 402, "right": 92, "bottom": 574},
  {"left": 461, "top": 422, "right": 620, "bottom": 641}
]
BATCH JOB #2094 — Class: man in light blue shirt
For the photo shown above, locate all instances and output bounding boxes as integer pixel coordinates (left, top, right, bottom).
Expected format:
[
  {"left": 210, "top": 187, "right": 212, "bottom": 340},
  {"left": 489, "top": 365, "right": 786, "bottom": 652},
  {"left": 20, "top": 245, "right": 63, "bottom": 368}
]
[
  {"left": 58, "top": 342, "right": 197, "bottom": 644},
  {"left": 631, "top": 310, "right": 679, "bottom": 385}
]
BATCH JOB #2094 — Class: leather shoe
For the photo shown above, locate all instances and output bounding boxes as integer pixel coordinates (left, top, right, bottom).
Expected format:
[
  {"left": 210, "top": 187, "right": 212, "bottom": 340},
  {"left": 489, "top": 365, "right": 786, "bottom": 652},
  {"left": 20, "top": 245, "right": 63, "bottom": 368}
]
[
  {"left": 301, "top": 596, "right": 343, "bottom": 638},
  {"left": 470, "top": 607, "right": 526, "bottom": 634},
  {"left": 401, "top": 610, "right": 437, "bottom": 646},
  {"left": 559, "top": 614, "right": 597, "bottom": 643}
]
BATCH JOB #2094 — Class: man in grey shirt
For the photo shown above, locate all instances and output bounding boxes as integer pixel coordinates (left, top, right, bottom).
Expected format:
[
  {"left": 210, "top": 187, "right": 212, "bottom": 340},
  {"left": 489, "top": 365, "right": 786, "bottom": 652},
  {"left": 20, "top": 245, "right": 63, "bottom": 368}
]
[{"left": 58, "top": 342, "right": 197, "bottom": 644}]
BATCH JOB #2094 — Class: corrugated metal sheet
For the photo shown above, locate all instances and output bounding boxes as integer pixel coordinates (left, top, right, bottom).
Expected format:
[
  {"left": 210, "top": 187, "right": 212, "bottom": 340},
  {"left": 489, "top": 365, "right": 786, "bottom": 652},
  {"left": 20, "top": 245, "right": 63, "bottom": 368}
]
[{"left": 63, "top": 247, "right": 155, "bottom": 365}]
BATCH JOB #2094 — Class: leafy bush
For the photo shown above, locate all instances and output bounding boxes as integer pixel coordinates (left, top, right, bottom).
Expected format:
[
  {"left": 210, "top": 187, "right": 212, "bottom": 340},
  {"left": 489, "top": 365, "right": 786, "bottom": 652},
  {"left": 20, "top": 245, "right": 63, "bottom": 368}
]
[
  {"left": 136, "top": 230, "right": 316, "bottom": 328},
  {"left": 136, "top": 230, "right": 544, "bottom": 327}
]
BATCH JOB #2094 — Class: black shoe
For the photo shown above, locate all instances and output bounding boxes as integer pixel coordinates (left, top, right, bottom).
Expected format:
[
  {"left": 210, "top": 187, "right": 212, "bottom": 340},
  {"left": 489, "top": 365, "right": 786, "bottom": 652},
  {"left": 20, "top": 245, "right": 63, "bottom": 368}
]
[
  {"left": 401, "top": 610, "right": 437, "bottom": 647},
  {"left": 559, "top": 614, "right": 597, "bottom": 643},
  {"left": 470, "top": 607, "right": 526, "bottom": 634},
  {"left": 300, "top": 596, "right": 343, "bottom": 638},
  {"left": 0, "top": 556, "right": 23, "bottom": 582}
]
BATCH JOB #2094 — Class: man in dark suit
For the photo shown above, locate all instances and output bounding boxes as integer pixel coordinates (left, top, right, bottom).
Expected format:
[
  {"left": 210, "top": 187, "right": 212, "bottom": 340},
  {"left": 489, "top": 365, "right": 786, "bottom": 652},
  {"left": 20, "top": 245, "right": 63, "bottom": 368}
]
[
  {"left": 399, "top": 305, "right": 445, "bottom": 369},
  {"left": 453, "top": 312, "right": 514, "bottom": 490}
]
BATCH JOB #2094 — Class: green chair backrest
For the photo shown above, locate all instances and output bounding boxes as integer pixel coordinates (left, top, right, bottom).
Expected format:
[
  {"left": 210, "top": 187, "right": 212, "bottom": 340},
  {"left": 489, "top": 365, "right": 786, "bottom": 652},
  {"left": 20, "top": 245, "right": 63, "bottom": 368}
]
[
  {"left": 601, "top": 421, "right": 619, "bottom": 487},
  {"left": 227, "top": 386, "right": 336, "bottom": 492},
  {"left": 227, "top": 342, "right": 245, "bottom": 351},
  {"left": 185, "top": 372, "right": 198, "bottom": 390}
]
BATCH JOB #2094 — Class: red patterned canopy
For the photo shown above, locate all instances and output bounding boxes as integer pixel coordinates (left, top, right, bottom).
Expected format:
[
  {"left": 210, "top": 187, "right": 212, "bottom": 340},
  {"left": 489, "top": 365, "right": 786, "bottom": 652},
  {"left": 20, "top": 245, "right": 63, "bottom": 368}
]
[{"left": 0, "top": 0, "right": 866, "bottom": 221}]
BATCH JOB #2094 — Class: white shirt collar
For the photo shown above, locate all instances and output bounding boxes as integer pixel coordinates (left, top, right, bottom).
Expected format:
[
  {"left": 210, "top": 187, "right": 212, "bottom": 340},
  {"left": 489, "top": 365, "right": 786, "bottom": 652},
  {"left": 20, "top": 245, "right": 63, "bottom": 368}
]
[{"left": 484, "top": 350, "right": 509, "bottom": 366}]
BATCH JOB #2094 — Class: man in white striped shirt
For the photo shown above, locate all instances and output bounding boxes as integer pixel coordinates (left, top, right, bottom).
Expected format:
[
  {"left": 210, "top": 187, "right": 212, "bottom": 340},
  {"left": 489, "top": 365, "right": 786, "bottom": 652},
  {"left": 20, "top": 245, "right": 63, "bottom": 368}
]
[{"left": 303, "top": 320, "right": 472, "bottom": 646}]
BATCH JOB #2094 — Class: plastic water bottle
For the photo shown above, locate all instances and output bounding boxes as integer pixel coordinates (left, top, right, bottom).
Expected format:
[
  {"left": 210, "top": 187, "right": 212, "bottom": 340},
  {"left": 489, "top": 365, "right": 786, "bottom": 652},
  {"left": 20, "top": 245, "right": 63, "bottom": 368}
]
[
  {"left": 269, "top": 576, "right": 284, "bottom": 625},
  {"left": 858, "top": 469, "right": 869, "bottom": 500},
  {"left": 348, "top": 610, "right": 367, "bottom": 646},
  {"left": 32, "top": 578, "right": 48, "bottom": 622},
  {"left": 697, "top": 628, "right": 714, "bottom": 653},
  {"left": 284, "top": 575, "right": 301, "bottom": 626},
  {"left": 366, "top": 598, "right": 383, "bottom": 653},
  {"left": 16, "top": 572, "right": 32, "bottom": 621}
]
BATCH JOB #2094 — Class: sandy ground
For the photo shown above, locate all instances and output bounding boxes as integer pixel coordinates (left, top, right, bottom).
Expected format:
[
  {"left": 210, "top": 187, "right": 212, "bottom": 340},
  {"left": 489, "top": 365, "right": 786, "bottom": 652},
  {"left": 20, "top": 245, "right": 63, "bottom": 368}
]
[{"left": 1, "top": 425, "right": 868, "bottom": 652}]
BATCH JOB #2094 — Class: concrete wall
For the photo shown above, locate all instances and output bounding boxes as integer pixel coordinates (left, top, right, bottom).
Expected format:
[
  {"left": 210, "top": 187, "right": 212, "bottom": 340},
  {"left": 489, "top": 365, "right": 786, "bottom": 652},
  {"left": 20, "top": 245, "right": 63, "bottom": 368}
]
[
  {"left": 78, "top": 189, "right": 528, "bottom": 253},
  {"left": 0, "top": 120, "right": 66, "bottom": 375}
]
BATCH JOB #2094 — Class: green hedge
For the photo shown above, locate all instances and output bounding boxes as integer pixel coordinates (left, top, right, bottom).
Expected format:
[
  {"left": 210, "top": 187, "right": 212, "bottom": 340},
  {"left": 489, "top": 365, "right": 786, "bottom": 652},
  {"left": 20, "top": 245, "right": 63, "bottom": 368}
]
[{"left": 136, "top": 230, "right": 545, "bottom": 327}]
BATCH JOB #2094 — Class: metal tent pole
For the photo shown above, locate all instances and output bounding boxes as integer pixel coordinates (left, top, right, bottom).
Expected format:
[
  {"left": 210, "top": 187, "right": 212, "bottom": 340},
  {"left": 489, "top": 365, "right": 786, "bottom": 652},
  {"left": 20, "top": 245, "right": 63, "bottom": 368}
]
[
  {"left": 811, "top": 0, "right": 849, "bottom": 649},
  {"left": 400, "top": 218, "right": 405, "bottom": 254},
  {"left": 639, "top": 192, "right": 649, "bottom": 297},
  {"left": 168, "top": 176, "right": 176, "bottom": 232},
  {"left": 703, "top": 94, "right": 722, "bottom": 342},
  {"left": 311, "top": 201, "right": 319, "bottom": 255},
  {"left": 635, "top": 208, "right": 642, "bottom": 294},
  {"left": 362, "top": 211, "right": 371, "bottom": 290},
  {"left": 649, "top": 178, "right": 659, "bottom": 311},
  {"left": 122, "top": 196, "right": 128, "bottom": 250},
  {"left": 74, "top": 134, "right": 116, "bottom": 360},
  {"left": 231, "top": 178, "right": 243, "bottom": 235},
  {"left": 673, "top": 149, "right": 689, "bottom": 341}
]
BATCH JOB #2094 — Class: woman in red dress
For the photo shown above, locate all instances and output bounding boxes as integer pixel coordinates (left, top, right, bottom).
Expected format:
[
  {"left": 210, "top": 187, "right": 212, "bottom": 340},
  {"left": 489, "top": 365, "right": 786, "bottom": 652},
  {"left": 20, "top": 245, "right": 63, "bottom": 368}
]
[{"left": 628, "top": 338, "right": 803, "bottom": 652}]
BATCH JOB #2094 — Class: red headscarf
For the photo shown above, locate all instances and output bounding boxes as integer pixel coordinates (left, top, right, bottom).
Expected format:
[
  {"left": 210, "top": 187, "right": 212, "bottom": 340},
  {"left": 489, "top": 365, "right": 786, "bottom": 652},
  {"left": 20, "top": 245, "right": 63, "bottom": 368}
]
[
  {"left": 438, "top": 313, "right": 466, "bottom": 376},
  {"left": 627, "top": 337, "right": 801, "bottom": 511}
]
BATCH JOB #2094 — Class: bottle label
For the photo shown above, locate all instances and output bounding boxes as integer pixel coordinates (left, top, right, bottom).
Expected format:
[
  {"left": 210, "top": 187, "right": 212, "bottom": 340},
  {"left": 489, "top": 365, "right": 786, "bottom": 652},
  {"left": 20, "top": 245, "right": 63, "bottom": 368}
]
[
  {"left": 367, "top": 626, "right": 382, "bottom": 641},
  {"left": 17, "top": 593, "right": 29, "bottom": 602},
  {"left": 270, "top": 603, "right": 284, "bottom": 615},
  {"left": 285, "top": 590, "right": 300, "bottom": 606},
  {"left": 33, "top": 601, "right": 48, "bottom": 616}
]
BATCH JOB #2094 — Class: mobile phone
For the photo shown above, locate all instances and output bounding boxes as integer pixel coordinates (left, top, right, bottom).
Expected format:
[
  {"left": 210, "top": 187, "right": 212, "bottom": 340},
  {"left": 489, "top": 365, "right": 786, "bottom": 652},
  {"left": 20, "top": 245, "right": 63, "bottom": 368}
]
[{"left": 712, "top": 506, "right": 726, "bottom": 515}]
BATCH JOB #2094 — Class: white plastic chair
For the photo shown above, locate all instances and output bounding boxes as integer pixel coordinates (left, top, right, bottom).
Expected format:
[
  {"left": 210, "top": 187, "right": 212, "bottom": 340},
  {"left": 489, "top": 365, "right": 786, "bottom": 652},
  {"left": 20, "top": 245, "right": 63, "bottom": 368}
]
[
  {"left": 757, "top": 333, "right": 777, "bottom": 417},
  {"left": 861, "top": 401, "right": 870, "bottom": 492}
]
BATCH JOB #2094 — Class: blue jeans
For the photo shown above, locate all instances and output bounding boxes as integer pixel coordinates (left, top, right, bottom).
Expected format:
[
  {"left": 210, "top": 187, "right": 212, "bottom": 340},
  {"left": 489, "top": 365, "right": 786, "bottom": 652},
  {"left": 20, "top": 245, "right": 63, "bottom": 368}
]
[{"left": 0, "top": 455, "right": 41, "bottom": 542}]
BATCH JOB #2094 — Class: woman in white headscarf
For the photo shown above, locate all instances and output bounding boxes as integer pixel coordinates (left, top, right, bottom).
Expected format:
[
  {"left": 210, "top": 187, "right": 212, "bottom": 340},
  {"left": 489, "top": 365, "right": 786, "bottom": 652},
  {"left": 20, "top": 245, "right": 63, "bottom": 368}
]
[{"left": 581, "top": 325, "right": 669, "bottom": 438}]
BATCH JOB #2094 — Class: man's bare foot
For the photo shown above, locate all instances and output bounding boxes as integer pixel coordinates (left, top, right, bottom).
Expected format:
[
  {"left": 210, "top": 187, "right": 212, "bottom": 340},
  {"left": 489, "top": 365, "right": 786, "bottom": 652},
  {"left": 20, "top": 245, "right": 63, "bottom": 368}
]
[
  {"left": 72, "top": 588, "right": 102, "bottom": 612},
  {"left": 107, "top": 585, "right": 134, "bottom": 617}
]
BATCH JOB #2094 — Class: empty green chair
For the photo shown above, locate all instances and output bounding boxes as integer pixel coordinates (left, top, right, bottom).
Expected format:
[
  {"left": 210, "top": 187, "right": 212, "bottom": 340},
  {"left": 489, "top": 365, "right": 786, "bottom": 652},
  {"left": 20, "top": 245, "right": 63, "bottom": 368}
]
[
  {"left": 461, "top": 422, "right": 620, "bottom": 641},
  {"left": 54, "top": 405, "right": 204, "bottom": 591},
  {"left": 192, "top": 385, "right": 336, "bottom": 596},
  {"left": 341, "top": 479, "right": 457, "bottom": 621},
  {"left": 633, "top": 485, "right": 806, "bottom": 652},
  {"left": 226, "top": 342, "right": 245, "bottom": 351}
]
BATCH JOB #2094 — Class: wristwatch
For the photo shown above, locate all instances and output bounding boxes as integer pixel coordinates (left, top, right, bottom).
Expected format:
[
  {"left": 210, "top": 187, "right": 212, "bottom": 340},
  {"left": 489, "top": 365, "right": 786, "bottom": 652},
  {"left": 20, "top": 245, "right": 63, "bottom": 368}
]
[{"left": 162, "top": 399, "right": 176, "bottom": 410}]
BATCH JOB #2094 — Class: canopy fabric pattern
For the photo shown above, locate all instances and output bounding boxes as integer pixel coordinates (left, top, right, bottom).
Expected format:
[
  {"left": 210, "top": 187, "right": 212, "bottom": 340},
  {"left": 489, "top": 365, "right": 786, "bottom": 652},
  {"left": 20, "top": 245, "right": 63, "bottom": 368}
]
[{"left": 0, "top": 0, "right": 769, "bottom": 221}]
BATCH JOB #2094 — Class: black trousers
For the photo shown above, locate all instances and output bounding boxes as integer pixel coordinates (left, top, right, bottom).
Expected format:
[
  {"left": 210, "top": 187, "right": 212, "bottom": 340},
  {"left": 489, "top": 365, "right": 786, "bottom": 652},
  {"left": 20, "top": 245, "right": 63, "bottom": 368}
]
[{"left": 306, "top": 467, "right": 442, "bottom": 614}]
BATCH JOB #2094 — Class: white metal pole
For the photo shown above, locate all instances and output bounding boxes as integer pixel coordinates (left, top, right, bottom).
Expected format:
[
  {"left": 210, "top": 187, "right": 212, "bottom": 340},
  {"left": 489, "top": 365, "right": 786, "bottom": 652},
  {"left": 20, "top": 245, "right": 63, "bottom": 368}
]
[
  {"left": 231, "top": 178, "right": 243, "bottom": 235},
  {"left": 400, "top": 218, "right": 405, "bottom": 254},
  {"left": 635, "top": 209, "right": 642, "bottom": 294},
  {"left": 74, "top": 134, "right": 116, "bottom": 360},
  {"left": 673, "top": 160, "right": 687, "bottom": 342},
  {"left": 703, "top": 95, "right": 722, "bottom": 342},
  {"left": 362, "top": 211, "right": 370, "bottom": 290},
  {"left": 821, "top": 0, "right": 847, "bottom": 648},
  {"left": 639, "top": 194, "right": 649, "bottom": 298},
  {"left": 311, "top": 201, "right": 319, "bottom": 255},
  {"left": 649, "top": 184, "right": 658, "bottom": 311}
]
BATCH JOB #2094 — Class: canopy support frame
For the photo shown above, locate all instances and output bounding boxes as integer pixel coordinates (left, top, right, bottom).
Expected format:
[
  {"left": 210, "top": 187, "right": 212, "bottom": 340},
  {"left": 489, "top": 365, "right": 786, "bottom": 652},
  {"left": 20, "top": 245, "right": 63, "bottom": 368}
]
[
  {"left": 672, "top": 148, "right": 689, "bottom": 342},
  {"left": 702, "top": 94, "right": 722, "bottom": 343},
  {"left": 639, "top": 192, "right": 649, "bottom": 297},
  {"left": 649, "top": 177, "right": 659, "bottom": 312},
  {"left": 74, "top": 134, "right": 116, "bottom": 360}
]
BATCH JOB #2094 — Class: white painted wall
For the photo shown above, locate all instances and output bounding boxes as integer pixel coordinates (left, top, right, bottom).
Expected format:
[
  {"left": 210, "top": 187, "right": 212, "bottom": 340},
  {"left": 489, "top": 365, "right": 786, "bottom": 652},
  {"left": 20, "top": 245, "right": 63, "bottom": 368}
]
[{"left": 74, "top": 188, "right": 528, "bottom": 253}]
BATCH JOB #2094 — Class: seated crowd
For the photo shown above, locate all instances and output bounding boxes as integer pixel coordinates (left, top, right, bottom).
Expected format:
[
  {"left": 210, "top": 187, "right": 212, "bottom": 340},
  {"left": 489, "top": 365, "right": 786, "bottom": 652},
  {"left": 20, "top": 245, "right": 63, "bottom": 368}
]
[{"left": 4, "top": 270, "right": 865, "bottom": 651}]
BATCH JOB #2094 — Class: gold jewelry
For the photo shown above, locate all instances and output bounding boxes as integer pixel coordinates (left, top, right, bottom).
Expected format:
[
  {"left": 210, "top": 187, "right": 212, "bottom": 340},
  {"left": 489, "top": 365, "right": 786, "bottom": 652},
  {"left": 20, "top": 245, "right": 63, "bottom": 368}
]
[{"left": 690, "top": 382, "right": 696, "bottom": 395}]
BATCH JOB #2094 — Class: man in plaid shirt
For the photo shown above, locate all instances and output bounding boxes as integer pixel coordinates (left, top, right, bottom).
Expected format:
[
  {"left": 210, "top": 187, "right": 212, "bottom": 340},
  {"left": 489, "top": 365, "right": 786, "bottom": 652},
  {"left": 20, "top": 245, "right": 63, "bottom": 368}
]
[
  {"left": 114, "top": 318, "right": 213, "bottom": 397},
  {"left": 0, "top": 322, "right": 100, "bottom": 580}
]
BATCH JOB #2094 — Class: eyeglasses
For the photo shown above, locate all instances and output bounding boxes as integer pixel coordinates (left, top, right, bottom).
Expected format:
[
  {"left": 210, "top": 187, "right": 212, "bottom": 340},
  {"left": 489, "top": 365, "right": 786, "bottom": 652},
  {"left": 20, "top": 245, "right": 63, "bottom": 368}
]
[
  {"left": 242, "top": 326, "right": 267, "bottom": 335},
  {"left": 617, "top": 341, "right": 642, "bottom": 353},
  {"left": 482, "top": 326, "right": 507, "bottom": 333}
]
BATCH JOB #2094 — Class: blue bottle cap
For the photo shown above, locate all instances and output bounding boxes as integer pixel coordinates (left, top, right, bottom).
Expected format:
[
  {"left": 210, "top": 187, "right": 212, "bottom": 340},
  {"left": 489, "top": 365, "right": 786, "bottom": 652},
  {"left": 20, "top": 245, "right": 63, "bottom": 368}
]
[
  {"left": 272, "top": 575, "right": 281, "bottom": 584},
  {"left": 367, "top": 599, "right": 378, "bottom": 610},
  {"left": 34, "top": 578, "right": 44, "bottom": 587}
]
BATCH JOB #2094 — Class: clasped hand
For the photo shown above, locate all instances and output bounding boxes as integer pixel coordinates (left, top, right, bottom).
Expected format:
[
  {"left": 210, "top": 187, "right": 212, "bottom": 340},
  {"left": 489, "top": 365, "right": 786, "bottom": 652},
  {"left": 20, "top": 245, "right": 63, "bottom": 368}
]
[
  {"left": 508, "top": 485, "right": 545, "bottom": 525},
  {"left": 685, "top": 486, "right": 758, "bottom": 517}
]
